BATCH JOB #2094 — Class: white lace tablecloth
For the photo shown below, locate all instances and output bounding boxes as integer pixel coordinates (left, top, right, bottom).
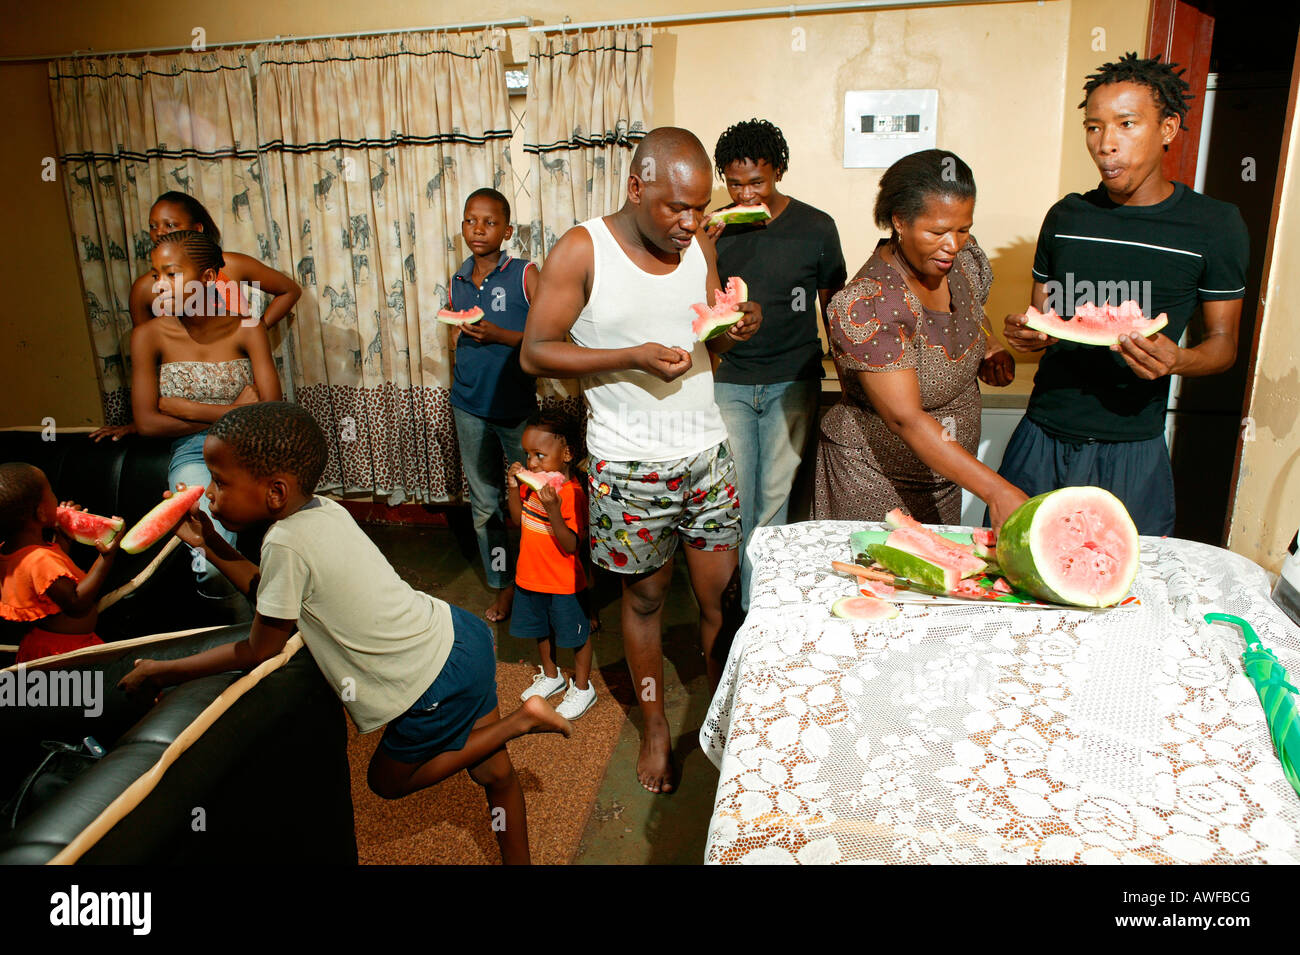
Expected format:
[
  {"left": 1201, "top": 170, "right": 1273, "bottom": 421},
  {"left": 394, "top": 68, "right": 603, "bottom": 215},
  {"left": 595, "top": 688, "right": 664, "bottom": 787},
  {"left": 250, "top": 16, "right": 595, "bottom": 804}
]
[{"left": 701, "top": 521, "right": 1300, "bottom": 864}]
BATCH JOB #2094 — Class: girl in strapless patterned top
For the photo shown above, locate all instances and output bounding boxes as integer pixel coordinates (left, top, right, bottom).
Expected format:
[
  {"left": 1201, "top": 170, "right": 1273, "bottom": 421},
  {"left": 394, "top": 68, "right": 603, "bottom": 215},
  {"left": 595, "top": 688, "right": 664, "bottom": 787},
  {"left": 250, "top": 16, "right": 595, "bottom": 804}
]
[{"left": 130, "top": 229, "right": 282, "bottom": 594}]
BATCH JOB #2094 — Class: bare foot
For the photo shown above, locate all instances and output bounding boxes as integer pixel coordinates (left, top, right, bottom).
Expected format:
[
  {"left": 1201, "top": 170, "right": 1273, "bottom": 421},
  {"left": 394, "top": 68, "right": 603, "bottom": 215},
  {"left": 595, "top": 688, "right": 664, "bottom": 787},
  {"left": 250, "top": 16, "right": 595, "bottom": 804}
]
[
  {"left": 637, "top": 719, "right": 675, "bottom": 794},
  {"left": 485, "top": 585, "right": 514, "bottom": 623},
  {"left": 521, "top": 694, "right": 573, "bottom": 738}
]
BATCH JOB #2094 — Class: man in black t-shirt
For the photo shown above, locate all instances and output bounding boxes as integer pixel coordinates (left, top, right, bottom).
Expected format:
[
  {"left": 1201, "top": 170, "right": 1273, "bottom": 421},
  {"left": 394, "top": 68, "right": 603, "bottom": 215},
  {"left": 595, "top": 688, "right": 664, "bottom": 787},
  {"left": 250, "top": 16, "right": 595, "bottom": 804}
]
[
  {"left": 1000, "top": 53, "right": 1249, "bottom": 535},
  {"left": 706, "top": 119, "right": 847, "bottom": 608}
]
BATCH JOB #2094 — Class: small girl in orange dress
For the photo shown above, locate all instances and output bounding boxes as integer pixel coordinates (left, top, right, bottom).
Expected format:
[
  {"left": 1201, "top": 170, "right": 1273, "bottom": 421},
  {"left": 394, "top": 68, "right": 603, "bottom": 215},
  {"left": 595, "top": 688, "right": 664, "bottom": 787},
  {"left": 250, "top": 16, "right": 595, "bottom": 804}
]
[{"left": 0, "top": 463, "right": 120, "bottom": 662}]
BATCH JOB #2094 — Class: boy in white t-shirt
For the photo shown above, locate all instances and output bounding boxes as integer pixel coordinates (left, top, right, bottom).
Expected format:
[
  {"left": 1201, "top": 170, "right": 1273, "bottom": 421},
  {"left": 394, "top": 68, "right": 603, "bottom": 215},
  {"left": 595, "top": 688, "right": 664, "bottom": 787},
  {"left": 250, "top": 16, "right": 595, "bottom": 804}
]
[{"left": 118, "top": 402, "right": 571, "bottom": 865}]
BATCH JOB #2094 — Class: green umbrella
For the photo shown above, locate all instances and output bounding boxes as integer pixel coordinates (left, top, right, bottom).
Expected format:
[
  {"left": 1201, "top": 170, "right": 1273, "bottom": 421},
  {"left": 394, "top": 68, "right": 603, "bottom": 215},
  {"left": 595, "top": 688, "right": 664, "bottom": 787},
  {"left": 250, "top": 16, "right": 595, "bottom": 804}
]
[{"left": 1206, "top": 612, "right": 1300, "bottom": 798}]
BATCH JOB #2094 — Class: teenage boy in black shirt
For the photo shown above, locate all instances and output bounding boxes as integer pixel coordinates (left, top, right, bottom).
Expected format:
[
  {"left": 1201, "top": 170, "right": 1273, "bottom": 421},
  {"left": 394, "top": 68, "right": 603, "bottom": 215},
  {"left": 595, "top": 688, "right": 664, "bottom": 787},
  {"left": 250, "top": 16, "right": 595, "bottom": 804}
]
[{"left": 1001, "top": 53, "right": 1249, "bottom": 535}]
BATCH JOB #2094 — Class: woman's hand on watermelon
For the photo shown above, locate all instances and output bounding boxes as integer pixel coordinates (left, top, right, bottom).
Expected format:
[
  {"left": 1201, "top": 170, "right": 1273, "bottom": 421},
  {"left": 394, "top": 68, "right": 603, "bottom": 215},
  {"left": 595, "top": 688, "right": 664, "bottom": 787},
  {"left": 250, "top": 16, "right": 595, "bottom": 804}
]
[
  {"left": 988, "top": 485, "right": 1030, "bottom": 535},
  {"left": 1004, "top": 313, "right": 1057, "bottom": 352},
  {"left": 1112, "top": 331, "right": 1178, "bottom": 380},
  {"left": 89, "top": 422, "right": 137, "bottom": 442},
  {"left": 636, "top": 343, "right": 693, "bottom": 382},
  {"left": 978, "top": 342, "right": 1015, "bottom": 387},
  {"left": 725, "top": 301, "right": 763, "bottom": 344}
]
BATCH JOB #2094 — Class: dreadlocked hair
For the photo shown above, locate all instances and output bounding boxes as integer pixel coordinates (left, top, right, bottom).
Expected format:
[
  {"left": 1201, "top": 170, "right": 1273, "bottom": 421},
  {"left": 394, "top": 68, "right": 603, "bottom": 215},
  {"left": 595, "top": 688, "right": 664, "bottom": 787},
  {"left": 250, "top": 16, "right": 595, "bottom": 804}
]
[
  {"left": 155, "top": 229, "right": 225, "bottom": 272},
  {"left": 209, "top": 402, "right": 328, "bottom": 493},
  {"left": 153, "top": 192, "right": 223, "bottom": 247},
  {"left": 1080, "top": 51, "right": 1194, "bottom": 130},
  {"left": 714, "top": 118, "right": 790, "bottom": 179},
  {"left": 0, "top": 463, "right": 47, "bottom": 540},
  {"left": 525, "top": 408, "right": 581, "bottom": 459}
]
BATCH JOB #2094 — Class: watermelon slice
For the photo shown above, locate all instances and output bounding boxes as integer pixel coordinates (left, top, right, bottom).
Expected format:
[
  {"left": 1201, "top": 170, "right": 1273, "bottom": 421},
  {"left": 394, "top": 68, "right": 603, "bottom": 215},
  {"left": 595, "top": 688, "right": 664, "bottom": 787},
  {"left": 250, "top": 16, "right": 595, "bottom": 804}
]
[
  {"left": 831, "top": 595, "right": 899, "bottom": 620},
  {"left": 437, "top": 306, "right": 484, "bottom": 326},
  {"left": 708, "top": 203, "right": 772, "bottom": 226},
  {"left": 517, "top": 469, "right": 566, "bottom": 493},
  {"left": 996, "top": 486, "right": 1139, "bottom": 607},
  {"left": 883, "top": 509, "right": 987, "bottom": 579},
  {"left": 690, "top": 276, "right": 747, "bottom": 341},
  {"left": 1023, "top": 301, "right": 1168, "bottom": 347},
  {"left": 56, "top": 506, "right": 124, "bottom": 548},
  {"left": 120, "top": 484, "right": 206, "bottom": 555},
  {"left": 866, "top": 543, "right": 966, "bottom": 593},
  {"left": 971, "top": 528, "right": 997, "bottom": 560}
]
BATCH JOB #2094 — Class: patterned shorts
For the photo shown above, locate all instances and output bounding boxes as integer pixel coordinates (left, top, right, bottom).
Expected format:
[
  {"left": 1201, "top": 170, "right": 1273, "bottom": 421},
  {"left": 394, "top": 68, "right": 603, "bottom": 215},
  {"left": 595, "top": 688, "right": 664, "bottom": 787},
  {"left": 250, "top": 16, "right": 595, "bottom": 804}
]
[{"left": 587, "top": 441, "right": 742, "bottom": 573}]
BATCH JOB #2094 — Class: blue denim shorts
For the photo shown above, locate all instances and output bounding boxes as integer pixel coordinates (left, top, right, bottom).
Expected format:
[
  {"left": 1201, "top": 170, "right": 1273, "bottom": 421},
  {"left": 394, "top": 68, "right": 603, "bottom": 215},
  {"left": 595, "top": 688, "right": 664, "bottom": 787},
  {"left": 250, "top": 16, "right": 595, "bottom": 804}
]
[
  {"left": 377, "top": 605, "right": 500, "bottom": 764},
  {"left": 510, "top": 586, "right": 590, "bottom": 649}
]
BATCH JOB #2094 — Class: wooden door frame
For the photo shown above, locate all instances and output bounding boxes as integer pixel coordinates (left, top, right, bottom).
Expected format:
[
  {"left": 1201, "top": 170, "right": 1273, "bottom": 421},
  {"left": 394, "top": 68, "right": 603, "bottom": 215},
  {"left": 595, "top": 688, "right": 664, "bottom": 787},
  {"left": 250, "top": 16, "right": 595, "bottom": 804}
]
[{"left": 1146, "top": 0, "right": 1215, "bottom": 185}]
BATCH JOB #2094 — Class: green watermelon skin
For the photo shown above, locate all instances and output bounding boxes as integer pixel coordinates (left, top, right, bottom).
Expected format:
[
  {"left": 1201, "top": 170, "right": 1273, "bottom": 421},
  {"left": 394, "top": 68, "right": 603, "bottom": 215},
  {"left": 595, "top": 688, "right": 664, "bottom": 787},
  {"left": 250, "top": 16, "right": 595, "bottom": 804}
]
[
  {"left": 865, "top": 543, "right": 959, "bottom": 592},
  {"left": 996, "top": 486, "right": 1139, "bottom": 607}
]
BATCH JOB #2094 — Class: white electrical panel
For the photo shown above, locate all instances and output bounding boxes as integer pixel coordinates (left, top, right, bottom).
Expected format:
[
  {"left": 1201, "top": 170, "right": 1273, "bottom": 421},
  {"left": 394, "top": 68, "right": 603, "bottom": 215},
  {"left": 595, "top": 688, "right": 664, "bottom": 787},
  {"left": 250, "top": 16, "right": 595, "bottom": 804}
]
[{"left": 843, "top": 89, "right": 938, "bottom": 168}]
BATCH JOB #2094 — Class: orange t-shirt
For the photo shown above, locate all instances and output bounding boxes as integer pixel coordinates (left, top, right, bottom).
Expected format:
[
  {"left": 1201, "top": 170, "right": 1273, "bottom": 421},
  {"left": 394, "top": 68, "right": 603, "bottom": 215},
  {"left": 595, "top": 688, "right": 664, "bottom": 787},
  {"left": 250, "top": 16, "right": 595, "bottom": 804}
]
[
  {"left": 516, "top": 478, "right": 587, "bottom": 595},
  {"left": 0, "top": 544, "right": 85, "bottom": 622}
]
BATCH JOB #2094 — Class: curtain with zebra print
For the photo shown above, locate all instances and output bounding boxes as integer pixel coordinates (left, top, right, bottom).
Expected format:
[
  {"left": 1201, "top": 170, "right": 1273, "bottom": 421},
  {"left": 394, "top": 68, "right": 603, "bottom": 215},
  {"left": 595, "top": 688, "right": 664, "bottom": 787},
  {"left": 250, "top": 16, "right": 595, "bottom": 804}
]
[
  {"left": 254, "top": 31, "right": 511, "bottom": 502},
  {"left": 47, "top": 50, "right": 285, "bottom": 425}
]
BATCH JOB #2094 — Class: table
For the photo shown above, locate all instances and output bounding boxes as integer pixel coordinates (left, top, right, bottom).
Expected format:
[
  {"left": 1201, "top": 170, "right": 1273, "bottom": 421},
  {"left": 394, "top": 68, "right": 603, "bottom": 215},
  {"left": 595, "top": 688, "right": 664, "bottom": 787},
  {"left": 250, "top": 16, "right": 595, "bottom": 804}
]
[{"left": 701, "top": 521, "right": 1300, "bottom": 864}]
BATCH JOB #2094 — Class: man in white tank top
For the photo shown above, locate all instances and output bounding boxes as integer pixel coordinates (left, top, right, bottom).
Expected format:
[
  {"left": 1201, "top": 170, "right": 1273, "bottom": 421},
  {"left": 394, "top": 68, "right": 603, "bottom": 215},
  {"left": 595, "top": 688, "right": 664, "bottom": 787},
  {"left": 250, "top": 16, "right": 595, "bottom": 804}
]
[{"left": 522, "top": 128, "right": 763, "bottom": 794}]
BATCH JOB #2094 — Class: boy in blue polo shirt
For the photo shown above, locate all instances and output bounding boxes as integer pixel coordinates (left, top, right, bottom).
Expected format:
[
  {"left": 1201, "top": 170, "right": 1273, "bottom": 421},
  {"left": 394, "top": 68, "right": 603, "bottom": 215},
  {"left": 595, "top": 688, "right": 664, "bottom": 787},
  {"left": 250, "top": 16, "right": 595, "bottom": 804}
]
[{"left": 450, "top": 188, "right": 540, "bottom": 622}]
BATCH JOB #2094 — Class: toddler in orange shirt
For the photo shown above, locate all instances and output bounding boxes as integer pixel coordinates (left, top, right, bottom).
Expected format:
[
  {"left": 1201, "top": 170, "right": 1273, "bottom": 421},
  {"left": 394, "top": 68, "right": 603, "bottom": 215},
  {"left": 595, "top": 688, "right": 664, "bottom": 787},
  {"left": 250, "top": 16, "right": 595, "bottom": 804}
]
[
  {"left": 0, "top": 463, "right": 119, "bottom": 662},
  {"left": 506, "top": 411, "right": 596, "bottom": 720}
]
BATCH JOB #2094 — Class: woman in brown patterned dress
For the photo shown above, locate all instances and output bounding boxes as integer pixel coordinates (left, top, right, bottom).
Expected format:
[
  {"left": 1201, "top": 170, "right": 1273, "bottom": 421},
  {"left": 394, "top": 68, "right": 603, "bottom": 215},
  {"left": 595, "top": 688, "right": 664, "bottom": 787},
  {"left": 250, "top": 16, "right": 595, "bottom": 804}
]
[{"left": 813, "top": 150, "right": 1028, "bottom": 531}]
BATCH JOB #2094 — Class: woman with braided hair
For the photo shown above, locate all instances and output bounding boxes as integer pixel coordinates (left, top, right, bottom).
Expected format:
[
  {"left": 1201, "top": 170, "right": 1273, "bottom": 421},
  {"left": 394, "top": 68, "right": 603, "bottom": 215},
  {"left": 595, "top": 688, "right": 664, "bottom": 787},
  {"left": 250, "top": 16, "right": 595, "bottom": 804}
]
[{"left": 130, "top": 229, "right": 283, "bottom": 595}]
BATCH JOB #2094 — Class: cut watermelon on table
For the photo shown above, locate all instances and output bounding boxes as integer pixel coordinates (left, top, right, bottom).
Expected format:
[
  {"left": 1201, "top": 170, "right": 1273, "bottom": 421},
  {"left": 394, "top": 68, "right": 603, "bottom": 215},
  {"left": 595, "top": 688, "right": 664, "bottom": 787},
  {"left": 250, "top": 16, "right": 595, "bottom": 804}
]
[
  {"left": 1023, "top": 300, "right": 1168, "bottom": 347},
  {"left": 831, "top": 595, "right": 899, "bottom": 620},
  {"left": 996, "top": 486, "right": 1139, "bottom": 607}
]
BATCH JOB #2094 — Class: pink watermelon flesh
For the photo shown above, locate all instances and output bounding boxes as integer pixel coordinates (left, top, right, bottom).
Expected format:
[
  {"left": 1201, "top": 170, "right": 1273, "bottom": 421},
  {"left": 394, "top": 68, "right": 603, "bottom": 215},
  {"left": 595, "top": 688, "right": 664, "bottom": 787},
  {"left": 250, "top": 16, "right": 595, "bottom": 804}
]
[
  {"left": 883, "top": 509, "right": 987, "bottom": 579},
  {"left": 56, "top": 506, "right": 124, "bottom": 548},
  {"left": 437, "top": 307, "right": 484, "bottom": 326},
  {"left": 971, "top": 528, "right": 996, "bottom": 547},
  {"left": 859, "top": 579, "right": 897, "bottom": 598},
  {"left": 691, "top": 276, "right": 747, "bottom": 341},
  {"left": 1023, "top": 301, "right": 1168, "bottom": 347},
  {"left": 517, "top": 469, "right": 566, "bottom": 493},
  {"left": 120, "top": 484, "right": 206, "bottom": 555},
  {"left": 831, "top": 595, "right": 899, "bottom": 620},
  {"left": 996, "top": 486, "right": 1139, "bottom": 607}
]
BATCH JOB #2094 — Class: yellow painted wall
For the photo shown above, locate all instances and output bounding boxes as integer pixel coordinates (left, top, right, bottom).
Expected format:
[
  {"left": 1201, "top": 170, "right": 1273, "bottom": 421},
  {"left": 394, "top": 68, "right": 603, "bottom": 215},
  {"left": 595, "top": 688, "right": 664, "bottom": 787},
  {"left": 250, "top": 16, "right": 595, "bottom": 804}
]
[
  {"left": 1228, "top": 101, "right": 1300, "bottom": 574},
  {"left": 0, "top": 0, "right": 1148, "bottom": 426}
]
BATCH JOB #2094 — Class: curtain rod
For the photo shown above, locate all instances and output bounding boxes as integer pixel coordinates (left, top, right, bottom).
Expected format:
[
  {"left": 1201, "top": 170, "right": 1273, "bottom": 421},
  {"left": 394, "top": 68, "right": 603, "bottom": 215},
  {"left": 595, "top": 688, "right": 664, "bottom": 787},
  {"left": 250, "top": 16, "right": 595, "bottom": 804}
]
[
  {"left": 530, "top": 0, "right": 1038, "bottom": 32},
  {"left": 0, "top": 17, "right": 533, "bottom": 64}
]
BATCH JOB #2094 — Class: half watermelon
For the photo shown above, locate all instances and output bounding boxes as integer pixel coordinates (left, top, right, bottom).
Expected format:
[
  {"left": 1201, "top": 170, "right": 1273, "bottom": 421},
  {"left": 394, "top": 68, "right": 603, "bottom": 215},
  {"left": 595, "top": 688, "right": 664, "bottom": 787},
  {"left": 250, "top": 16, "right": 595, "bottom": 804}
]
[
  {"left": 708, "top": 203, "right": 772, "bottom": 227},
  {"left": 1023, "top": 301, "right": 1168, "bottom": 347},
  {"left": 120, "top": 484, "right": 207, "bottom": 555},
  {"left": 56, "top": 506, "right": 124, "bottom": 548},
  {"left": 690, "top": 276, "right": 747, "bottom": 342},
  {"left": 437, "top": 306, "right": 484, "bottom": 326},
  {"left": 517, "top": 469, "right": 566, "bottom": 493},
  {"left": 831, "top": 595, "right": 899, "bottom": 620},
  {"left": 996, "top": 486, "right": 1139, "bottom": 607}
]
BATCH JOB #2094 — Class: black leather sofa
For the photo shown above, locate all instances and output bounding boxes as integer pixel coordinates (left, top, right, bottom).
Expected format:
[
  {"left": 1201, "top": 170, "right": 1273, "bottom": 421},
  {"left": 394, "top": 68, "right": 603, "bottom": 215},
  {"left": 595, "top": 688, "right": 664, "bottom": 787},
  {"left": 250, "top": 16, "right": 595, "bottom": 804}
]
[
  {"left": 0, "top": 428, "right": 256, "bottom": 654},
  {"left": 0, "top": 622, "right": 356, "bottom": 864}
]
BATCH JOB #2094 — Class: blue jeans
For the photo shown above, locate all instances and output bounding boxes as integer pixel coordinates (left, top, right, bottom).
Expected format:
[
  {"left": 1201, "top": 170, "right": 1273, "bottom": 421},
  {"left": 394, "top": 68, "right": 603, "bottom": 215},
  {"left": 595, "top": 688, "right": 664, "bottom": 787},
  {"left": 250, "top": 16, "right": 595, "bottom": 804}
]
[
  {"left": 452, "top": 405, "right": 529, "bottom": 590},
  {"left": 169, "top": 430, "right": 238, "bottom": 593},
  {"left": 715, "top": 379, "right": 820, "bottom": 607}
]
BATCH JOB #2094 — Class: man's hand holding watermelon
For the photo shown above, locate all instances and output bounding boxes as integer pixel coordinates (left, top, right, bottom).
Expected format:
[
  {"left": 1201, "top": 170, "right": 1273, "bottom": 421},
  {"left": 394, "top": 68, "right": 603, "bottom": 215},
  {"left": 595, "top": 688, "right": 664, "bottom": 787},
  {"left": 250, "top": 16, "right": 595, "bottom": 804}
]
[{"left": 1111, "top": 329, "right": 1180, "bottom": 380}]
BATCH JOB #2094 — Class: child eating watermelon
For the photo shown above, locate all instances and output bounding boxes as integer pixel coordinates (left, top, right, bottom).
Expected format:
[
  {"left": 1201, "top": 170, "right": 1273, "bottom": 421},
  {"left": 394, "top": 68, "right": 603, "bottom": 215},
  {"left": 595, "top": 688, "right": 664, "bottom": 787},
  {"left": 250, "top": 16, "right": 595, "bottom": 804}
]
[
  {"left": 505, "top": 411, "right": 596, "bottom": 719},
  {"left": 0, "top": 463, "right": 119, "bottom": 662},
  {"left": 117, "top": 402, "right": 572, "bottom": 865}
]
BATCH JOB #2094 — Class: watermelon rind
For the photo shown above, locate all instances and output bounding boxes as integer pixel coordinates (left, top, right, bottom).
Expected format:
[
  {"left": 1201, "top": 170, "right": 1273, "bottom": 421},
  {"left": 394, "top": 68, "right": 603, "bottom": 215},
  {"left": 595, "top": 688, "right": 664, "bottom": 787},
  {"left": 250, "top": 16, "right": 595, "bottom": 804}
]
[
  {"left": 831, "top": 595, "right": 899, "bottom": 620},
  {"left": 866, "top": 543, "right": 961, "bottom": 593},
  {"left": 120, "top": 484, "right": 206, "bottom": 555},
  {"left": 996, "top": 486, "right": 1139, "bottom": 607},
  {"left": 517, "top": 469, "right": 565, "bottom": 492},
  {"left": 1023, "top": 307, "right": 1169, "bottom": 347},
  {"left": 437, "top": 307, "right": 484, "bottom": 326},
  {"left": 709, "top": 203, "right": 771, "bottom": 226},
  {"left": 695, "top": 313, "right": 742, "bottom": 342},
  {"left": 56, "top": 506, "right": 124, "bottom": 548}
]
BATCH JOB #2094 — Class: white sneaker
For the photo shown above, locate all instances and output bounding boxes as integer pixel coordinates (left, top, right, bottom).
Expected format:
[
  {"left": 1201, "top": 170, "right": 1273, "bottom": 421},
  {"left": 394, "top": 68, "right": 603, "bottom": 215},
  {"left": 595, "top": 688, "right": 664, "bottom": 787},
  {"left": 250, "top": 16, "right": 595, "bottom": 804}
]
[
  {"left": 520, "top": 666, "right": 567, "bottom": 701},
  {"left": 555, "top": 678, "right": 597, "bottom": 720}
]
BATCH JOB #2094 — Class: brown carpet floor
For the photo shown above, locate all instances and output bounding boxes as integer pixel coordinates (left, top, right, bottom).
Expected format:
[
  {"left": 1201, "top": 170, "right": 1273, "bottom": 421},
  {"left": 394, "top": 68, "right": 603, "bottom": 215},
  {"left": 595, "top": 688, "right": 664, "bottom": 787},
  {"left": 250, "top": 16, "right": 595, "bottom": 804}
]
[{"left": 347, "top": 661, "right": 627, "bottom": 864}]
